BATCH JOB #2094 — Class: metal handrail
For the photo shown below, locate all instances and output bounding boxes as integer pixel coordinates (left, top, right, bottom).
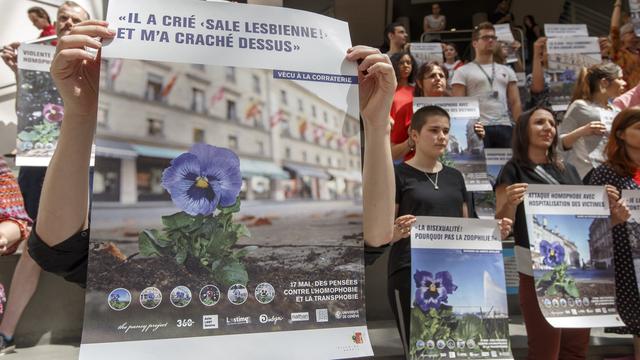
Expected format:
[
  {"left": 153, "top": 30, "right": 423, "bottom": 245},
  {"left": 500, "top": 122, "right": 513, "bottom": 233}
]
[{"left": 418, "top": 27, "right": 526, "bottom": 66}]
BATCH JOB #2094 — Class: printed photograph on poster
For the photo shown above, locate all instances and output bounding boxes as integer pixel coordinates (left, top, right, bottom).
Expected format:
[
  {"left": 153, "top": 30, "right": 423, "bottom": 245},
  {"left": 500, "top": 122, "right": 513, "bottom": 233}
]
[
  {"left": 15, "top": 44, "right": 62, "bottom": 167},
  {"left": 620, "top": 190, "right": 640, "bottom": 294},
  {"left": 630, "top": 0, "right": 640, "bottom": 36},
  {"left": 543, "top": 24, "right": 589, "bottom": 38},
  {"left": 494, "top": 24, "right": 518, "bottom": 64},
  {"left": 410, "top": 42, "right": 444, "bottom": 66},
  {"left": 410, "top": 217, "right": 512, "bottom": 360},
  {"left": 474, "top": 149, "right": 511, "bottom": 219},
  {"left": 524, "top": 184, "right": 623, "bottom": 328},
  {"left": 413, "top": 97, "right": 491, "bottom": 191},
  {"left": 546, "top": 37, "right": 601, "bottom": 111},
  {"left": 79, "top": 0, "right": 372, "bottom": 359}
]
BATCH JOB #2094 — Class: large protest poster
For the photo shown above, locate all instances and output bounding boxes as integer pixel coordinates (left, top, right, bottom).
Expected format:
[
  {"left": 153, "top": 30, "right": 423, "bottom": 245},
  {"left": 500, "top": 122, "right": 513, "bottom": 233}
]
[
  {"left": 544, "top": 24, "right": 589, "bottom": 38},
  {"left": 410, "top": 42, "right": 443, "bottom": 66},
  {"left": 621, "top": 190, "right": 640, "bottom": 293},
  {"left": 410, "top": 217, "right": 512, "bottom": 360},
  {"left": 546, "top": 36, "right": 601, "bottom": 111},
  {"left": 524, "top": 185, "right": 624, "bottom": 328},
  {"left": 494, "top": 24, "right": 518, "bottom": 64},
  {"left": 413, "top": 97, "right": 491, "bottom": 191},
  {"left": 80, "top": 0, "right": 372, "bottom": 358},
  {"left": 630, "top": 0, "right": 640, "bottom": 36},
  {"left": 15, "top": 44, "right": 62, "bottom": 166}
]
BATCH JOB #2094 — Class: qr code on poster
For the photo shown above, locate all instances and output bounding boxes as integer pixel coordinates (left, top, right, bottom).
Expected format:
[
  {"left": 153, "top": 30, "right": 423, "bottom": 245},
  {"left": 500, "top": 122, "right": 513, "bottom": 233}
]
[{"left": 316, "top": 308, "right": 329, "bottom": 322}]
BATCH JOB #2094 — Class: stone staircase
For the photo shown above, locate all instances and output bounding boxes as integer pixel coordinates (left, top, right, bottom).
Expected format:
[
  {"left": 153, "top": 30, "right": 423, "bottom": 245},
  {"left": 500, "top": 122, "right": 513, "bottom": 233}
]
[{"left": 0, "top": 249, "right": 635, "bottom": 359}]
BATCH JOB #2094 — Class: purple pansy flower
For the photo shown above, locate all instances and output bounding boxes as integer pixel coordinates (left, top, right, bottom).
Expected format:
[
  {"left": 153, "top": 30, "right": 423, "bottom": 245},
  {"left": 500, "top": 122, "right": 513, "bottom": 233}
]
[
  {"left": 162, "top": 144, "right": 242, "bottom": 216},
  {"left": 540, "top": 240, "right": 565, "bottom": 267},
  {"left": 43, "top": 103, "right": 64, "bottom": 123},
  {"left": 413, "top": 270, "right": 458, "bottom": 312}
]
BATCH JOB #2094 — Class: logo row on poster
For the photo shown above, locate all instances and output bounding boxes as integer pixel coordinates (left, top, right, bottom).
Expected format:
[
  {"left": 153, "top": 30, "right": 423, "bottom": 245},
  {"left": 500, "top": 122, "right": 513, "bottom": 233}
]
[{"left": 107, "top": 283, "right": 277, "bottom": 310}]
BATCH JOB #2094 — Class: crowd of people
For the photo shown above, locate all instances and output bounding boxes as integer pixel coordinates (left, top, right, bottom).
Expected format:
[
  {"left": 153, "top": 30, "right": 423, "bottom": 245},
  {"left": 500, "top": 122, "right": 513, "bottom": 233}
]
[
  {"left": 0, "top": 0, "right": 639, "bottom": 359},
  {"left": 380, "top": 0, "right": 640, "bottom": 359}
]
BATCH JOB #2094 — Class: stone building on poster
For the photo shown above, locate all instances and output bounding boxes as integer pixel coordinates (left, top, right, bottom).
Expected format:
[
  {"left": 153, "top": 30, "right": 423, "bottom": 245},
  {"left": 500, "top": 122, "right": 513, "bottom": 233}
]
[
  {"left": 588, "top": 218, "right": 614, "bottom": 269},
  {"left": 531, "top": 216, "right": 580, "bottom": 270},
  {"left": 93, "top": 59, "right": 362, "bottom": 204}
]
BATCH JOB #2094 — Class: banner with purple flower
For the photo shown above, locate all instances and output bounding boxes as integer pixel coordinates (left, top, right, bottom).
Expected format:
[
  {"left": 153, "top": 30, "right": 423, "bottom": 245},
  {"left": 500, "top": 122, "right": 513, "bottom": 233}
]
[
  {"left": 620, "top": 190, "right": 640, "bottom": 296},
  {"left": 80, "top": 0, "right": 371, "bottom": 359},
  {"left": 410, "top": 216, "right": 512, "bottom": 360},
  {"left": 15, "top": 44, "right": 64, "bottom": 166},
  {"left": 524, "top": 185, "right": 623, "bottom": 328}
]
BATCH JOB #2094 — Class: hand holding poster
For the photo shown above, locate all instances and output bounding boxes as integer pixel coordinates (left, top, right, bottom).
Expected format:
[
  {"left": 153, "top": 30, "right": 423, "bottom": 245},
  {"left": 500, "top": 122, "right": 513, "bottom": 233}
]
[
  {"left": 15, "top": 44, "right": 62, "bottom": 166},
  {"left": 494, "top": 24, "right": 518, "bottom": 64},
  {"left": 524, "top": 185, "right": 624, "bottom": 328},
  {"left": 410, "top": 42, "right": 444, "bottom": 66},
  {"left": 410, "top": 217, "right": 512, "bottom": 360},
  {"left": 546, "top": 37, "right": 601, "bottom": 111},
  {"left": 413, "top": 97, "right": 491, "bottom": 191},
  {"left": 620, "top": 190, "right": 640, "bottom": 294},
  {"left": 80, "top": 0, "right": 371, "bottom": 359}
]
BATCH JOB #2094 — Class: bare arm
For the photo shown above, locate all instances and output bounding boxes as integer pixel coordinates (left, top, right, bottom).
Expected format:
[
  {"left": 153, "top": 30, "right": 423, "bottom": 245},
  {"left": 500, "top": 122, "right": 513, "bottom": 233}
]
[
  {"left": 36, "top": 21, "right": 114, "bottom": 246},
  {"left": 423, "top": 16, "right": 431, "bottom": 33},
  {"left": 507, "top": 82, "right": 521, "bottom": 122},
  {"left": 391, "top": 139, "right": 412, "bottom": 161},
  {"left": 495, "top": 183, "right": 525, "bottom": 221},
  {"left": 611, "top": 0, "right": 622, "bottom": 30},
  {"left": 451, "top": 84, "right": 466, "bottom": 97},
  {"left": 347, "top": 46, "right": 396, "bottom": 247},
  {"left": 531, "top": 37, "right": 546, "bottom": 94}
]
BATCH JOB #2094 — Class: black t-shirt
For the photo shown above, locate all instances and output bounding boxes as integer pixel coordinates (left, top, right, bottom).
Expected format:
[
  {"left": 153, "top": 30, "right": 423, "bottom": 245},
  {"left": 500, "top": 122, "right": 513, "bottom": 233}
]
[
  {"left": 389, "top": 163, "right": 468, "bottom": 276},
  {"left": 495, "top": 160, "right": 582, "bottom": 249}
]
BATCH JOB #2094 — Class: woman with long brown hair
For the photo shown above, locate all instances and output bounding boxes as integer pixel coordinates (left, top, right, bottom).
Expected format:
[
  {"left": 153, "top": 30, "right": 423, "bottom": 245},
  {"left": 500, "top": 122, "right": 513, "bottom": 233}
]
[
  {"left": 496, "top": 106, "right": 592, "bottom": 358},
  {"left": 559, "top": 63, "right": 627, "bottom": 181},
  {"left": 587, "top": 107, "right": 640, "bottom": 359}
]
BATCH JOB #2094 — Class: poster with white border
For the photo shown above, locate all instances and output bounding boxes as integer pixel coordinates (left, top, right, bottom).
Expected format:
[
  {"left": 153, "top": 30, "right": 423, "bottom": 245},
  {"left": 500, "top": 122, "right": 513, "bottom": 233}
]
[
  {"left": 410, "top": 42, "right": 444, "bottom": 66},
  {"left": 494, "top": 24, "right": 518, "bottom": 64},
  {"left": 630, "top": 0, "right": 640, "bottom": 36},
  {"left": 544, "top": 24, "right": 589, "bottom": 38},
  {"left": 413, "top": 97, "right": 491, "bottom": 191},
  {"left": 80, "top": 0, "right": 372, "bottom": 359},
  {"left": 410, "top": 216, "right": 512, "bottom": 360},
  {"left": 524, "top": 185, "right": 623, "bottom": 328},
  {"left": 546, "top": 37, "right": 601, "bottom": 111},
  {"left": 15, "top": 44, "right": 63, "bottom": 167}
]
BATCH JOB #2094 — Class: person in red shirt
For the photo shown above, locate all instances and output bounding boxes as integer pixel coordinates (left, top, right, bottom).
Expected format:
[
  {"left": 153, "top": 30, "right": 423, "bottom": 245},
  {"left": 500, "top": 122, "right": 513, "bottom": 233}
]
[
  {"left": 391, "top": 62, "right": 447, "bottom": 161},
  {"left": 27, "top": 7, "right": 55, "bottom": 38},
  {"left": 389, "top": 52, "right": 417, "bottom": 126}
]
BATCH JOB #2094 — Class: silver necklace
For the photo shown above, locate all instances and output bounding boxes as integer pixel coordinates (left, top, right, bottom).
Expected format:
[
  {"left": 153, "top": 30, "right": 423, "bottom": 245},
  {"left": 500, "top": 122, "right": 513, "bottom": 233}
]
[{"left": 425, "top": 170, "right": 439, "bottom": 190}]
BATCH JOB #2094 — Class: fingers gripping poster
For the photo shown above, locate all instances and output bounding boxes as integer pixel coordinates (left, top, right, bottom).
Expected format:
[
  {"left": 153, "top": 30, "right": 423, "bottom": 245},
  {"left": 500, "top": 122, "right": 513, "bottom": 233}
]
[
  {"left": 524, "top": 185, "right": 624, "bottom": 328},
  {"left": 410, "top": 217, "right": 512, "bottom": 360},
  {"left": 81, "top": 0, "right": 371, "bottom": 359}
]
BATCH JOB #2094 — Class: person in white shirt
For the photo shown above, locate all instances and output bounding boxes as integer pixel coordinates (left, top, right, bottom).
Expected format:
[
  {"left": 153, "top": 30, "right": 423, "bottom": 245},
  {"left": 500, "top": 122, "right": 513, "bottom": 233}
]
[
  {"left": 451, "top": 22, "right": 521, "bottom": 148},
  {"left": 423, "top": 3, "right": 446, "bottom": 41}
]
